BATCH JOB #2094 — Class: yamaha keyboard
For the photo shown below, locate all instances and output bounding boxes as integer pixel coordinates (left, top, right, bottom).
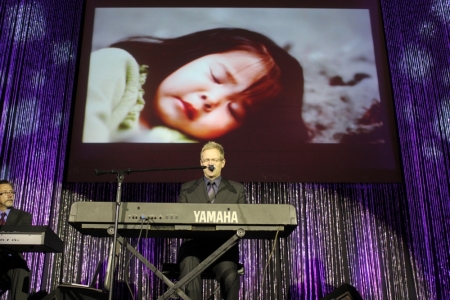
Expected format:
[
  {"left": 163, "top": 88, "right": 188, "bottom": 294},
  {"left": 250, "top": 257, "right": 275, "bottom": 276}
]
[
  {"left": 0, "top": 225, "right": 64, "bottom": 252},
  {"left": 68, "top": 202, "right": 297, "bottom": 239}
]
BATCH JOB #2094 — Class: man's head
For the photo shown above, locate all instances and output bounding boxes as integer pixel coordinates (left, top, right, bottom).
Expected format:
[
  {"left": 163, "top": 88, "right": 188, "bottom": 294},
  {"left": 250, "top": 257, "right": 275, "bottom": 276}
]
[
  {"left": 200, "top": 141, "right": 225, "bottom": 180},
  {"left": 0, "top": 179, "right": 15, "bottom": 212}
]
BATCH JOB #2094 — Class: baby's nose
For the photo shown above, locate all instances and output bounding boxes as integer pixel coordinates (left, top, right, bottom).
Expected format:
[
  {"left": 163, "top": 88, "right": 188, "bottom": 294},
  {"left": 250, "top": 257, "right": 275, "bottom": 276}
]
[{"left": 200, "top": 91, "right": 223, "bottom": 108}]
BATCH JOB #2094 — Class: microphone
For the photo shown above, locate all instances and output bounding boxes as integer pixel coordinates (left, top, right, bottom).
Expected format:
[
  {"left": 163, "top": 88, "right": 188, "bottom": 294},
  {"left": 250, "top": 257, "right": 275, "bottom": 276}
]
[{"left": 208, "top": 165, "right": 215, "bottom": 171}]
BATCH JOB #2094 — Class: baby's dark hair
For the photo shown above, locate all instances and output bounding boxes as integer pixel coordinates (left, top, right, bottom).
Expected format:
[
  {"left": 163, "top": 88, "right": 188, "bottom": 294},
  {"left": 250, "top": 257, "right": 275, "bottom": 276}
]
[{"left": 111, "top": 28, "right": 310, "bottom": 144}]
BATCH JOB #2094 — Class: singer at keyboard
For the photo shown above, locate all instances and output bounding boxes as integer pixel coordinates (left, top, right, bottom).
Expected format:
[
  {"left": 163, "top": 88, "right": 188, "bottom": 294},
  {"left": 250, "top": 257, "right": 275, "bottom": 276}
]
[
  {"left": 177, "top": 141, "right": 245, "bottom": 300},
  {"left": 0, "top": 180, "right": 32, "bottom": 300}
]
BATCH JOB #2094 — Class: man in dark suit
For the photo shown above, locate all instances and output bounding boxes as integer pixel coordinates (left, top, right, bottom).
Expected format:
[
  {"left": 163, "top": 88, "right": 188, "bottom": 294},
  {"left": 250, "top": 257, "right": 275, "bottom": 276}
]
[
  {"left": 177, "top": 141, "right": 245, "bottom": 300},
  {"left": 0, "top": 179, "right": 32, "bottom": 300}
]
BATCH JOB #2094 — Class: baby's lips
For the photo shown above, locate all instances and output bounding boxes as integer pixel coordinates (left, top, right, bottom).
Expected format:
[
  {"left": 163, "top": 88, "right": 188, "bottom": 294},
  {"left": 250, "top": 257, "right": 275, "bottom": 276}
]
[{"left": 178, "top": 97, "right": 198, "bottom": 120}]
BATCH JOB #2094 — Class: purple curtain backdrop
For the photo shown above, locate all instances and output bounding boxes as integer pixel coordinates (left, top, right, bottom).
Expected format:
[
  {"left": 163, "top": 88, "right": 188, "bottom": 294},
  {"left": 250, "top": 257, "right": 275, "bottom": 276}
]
[{"left": 1, "top": 0, "right": 449, "bottom": 299}]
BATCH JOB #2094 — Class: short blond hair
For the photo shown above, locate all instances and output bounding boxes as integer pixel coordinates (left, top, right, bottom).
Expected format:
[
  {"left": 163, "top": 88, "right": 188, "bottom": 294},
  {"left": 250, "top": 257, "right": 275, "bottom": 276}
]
[{"left": 200, "top": 141, "right": 225, "bottom": 160}]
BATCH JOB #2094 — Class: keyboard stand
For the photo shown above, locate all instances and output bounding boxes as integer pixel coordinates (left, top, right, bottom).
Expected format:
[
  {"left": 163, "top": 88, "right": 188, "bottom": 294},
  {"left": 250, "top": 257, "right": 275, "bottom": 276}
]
[
  {"left": 106, "top": 227, "right": 245, "bottom": 300},
  {"left": 106, "top": 229, "right": 189, "bottom": 299},
  {"left": 158, "top": 228, "right": 246, "bottom": 300}
]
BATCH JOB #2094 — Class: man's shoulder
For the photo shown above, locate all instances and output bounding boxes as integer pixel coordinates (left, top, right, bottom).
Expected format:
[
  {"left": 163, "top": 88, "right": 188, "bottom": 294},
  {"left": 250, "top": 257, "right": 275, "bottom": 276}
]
[
  {"left": 11, "top": 207, "right": 31, "bottom": 215},
  {"left": 7, "top": 208, "right": 32, "bottom": 225},
  {"left": 181, "top": 178, "right": 202, "bottom": 188},
  {"left": 222, "top": 178, "right": 244, "bottom": 188}
]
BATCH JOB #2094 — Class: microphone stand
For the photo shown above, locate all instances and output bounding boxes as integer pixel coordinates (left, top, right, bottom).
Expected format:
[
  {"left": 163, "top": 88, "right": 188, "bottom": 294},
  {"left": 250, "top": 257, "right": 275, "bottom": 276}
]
[{"left": 95, "top": 166, "right": 206, "bottom": 300}]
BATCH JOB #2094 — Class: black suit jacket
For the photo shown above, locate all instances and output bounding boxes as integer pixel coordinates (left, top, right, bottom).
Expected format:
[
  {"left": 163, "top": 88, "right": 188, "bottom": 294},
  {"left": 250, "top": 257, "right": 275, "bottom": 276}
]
[
  {"left": 177, "top": 177, "right": 246, "bottom": 264},
  {"left": 0, "top": 208, "right": 33, "bottom": 273},
  {"left": 178, "top": 177, "right": 246, "bottom": 204},
  {"left": 4, "top": 208, "right": 32, "bottom": 226}
]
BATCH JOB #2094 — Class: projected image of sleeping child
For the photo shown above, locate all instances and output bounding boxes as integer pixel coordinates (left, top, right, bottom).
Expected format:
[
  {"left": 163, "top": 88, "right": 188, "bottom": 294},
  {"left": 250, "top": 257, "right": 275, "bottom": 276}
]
[{"left": 82, "top": 28, "right": 309, "bottom": 143}]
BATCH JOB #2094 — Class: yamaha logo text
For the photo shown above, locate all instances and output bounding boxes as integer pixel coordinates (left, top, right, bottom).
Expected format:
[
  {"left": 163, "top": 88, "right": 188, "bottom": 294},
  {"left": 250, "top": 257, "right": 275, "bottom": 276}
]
[{"left": 194, "top": 210, "right": 239, "bottom": 223}]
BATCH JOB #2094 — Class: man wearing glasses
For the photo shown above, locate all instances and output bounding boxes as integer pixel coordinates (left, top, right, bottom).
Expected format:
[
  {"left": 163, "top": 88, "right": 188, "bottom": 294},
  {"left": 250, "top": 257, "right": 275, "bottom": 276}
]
[
  {"left": 177, "top": 141, "right": 245, "bottom": 300},
  {"left": 0, "top": 179, "right": 32, "bottom": 300}
]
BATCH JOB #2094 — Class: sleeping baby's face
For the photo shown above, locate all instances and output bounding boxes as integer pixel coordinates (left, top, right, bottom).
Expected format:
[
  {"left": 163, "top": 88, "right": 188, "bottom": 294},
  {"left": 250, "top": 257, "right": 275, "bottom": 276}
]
[{"left": 153, "top": 50, "right": 269, "bottom": 139}]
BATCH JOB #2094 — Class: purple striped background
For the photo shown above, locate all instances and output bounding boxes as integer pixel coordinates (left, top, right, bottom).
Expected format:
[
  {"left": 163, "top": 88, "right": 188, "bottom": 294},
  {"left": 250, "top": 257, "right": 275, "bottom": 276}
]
[{"left": 0, "top": 0, "right": 449, "bottom": 299}]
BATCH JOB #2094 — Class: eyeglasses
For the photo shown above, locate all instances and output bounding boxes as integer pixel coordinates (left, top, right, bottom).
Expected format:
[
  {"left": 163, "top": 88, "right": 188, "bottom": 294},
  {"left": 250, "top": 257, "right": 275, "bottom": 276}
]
[
  {"left": 201, "top": 158, "right": 223, "bottom": 163},
  {"left": 0, "top": 191, "right": 15, "bottom": 196}
]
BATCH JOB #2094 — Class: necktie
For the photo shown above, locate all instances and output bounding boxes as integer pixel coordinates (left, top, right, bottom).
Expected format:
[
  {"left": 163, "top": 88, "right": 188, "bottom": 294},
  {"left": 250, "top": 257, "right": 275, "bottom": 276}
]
[
  {"left": 0, "top": 213, "right": 6, "bottom": 225},
  {"left": 207, "top": 181, "right": 216, "bottom": 203}
]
